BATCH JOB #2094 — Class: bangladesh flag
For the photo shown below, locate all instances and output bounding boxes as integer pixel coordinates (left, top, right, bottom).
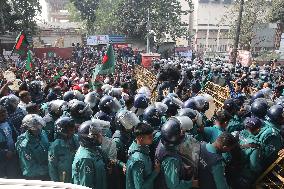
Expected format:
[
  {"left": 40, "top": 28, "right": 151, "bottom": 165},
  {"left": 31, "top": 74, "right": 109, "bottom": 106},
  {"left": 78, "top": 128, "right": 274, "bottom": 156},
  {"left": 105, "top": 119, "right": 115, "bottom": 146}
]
[
  {"left": 92, "top": 44, "right": 116, "bottom": 89},
  {"left": 12, "top": 31, "right": 29, "bottom": 55},
  {"left": 26, "top": 50, "right": 33, "bottom": 71}
]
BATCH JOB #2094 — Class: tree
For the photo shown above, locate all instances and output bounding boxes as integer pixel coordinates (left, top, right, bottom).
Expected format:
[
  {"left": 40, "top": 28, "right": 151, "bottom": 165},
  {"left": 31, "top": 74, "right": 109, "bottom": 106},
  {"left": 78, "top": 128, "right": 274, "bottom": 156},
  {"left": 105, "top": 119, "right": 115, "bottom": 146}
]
[
  {"left": 66, "top": 2, "right": 83, "bottom": 23},
  {"left": 268, "top": 0, "right": 284, "bottom": 24},
  {"left": 0, "top": 0, "right": 41, "bottom": 34},
  {"left": 222, "top": 0, "right": 270, "bottom": 51},
  {"left": 115, "top": 0, "right": 193, "bottom": 42},
  {"left": 70, "top": 0, "right": 100, "bottom": 33},
  {"left": 10, "top": 0, "right": 41, "bottom": 34},
  {"left": 93, "top": 0, "right": 121, "bottom": 35}
]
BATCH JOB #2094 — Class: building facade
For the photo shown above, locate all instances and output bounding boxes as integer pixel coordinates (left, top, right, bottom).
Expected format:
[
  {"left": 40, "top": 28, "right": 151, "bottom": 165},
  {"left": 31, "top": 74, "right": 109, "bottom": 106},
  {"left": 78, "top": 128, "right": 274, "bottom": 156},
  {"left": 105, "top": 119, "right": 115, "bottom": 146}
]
[
  {"left": 178, "top": 0, "right": 234, "bottom": 53},
  {"left": 45, "top": 0, "right": 70, "bottom": 22}
]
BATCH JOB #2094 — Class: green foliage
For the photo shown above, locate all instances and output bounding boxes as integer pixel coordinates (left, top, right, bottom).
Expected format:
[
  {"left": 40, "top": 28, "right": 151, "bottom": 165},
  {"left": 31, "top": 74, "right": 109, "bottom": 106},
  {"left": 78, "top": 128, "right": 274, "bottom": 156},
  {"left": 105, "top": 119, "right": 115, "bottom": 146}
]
[
  {"left": 66, "top": 2, "right": 82, "bottom": 22},
  {"left": 223, "top": 0, "right": 269, "bottom": 50},
  {"left": 70, "top": 0, "right": 100, "bottom": 33},
  {"left": 0, "top": 0, "right": 41, "bottom": 34},
  {"left": 268, "top": 0, "right": 284, "bottom": 24},
  {"left": 115, "top": 0, "right": 193, "bottom": 42},
  {"left": 93, "top": 0, "right": 121, "bottom": 35}
]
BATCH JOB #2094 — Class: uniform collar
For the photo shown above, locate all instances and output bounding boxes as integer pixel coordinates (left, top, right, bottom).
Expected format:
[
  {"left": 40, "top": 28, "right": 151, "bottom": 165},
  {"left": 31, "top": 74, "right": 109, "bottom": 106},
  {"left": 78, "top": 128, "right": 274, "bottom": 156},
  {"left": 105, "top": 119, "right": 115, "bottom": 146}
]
[{"left": 128, "top": 141, "right": 150, "bottom": 156}]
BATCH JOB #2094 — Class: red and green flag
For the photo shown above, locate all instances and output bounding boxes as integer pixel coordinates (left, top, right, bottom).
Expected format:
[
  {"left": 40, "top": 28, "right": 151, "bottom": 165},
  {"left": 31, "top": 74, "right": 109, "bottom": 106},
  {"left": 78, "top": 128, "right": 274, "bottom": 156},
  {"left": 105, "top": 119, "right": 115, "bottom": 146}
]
[
  {"left": 92, "top": 44, "right": 116, "bottom": 89},
  {"left": 12, "top": 31, "right": 29, "bottom": 55},
  {"left": 26, "top": 50, "right": 33, "bottom": 71}
]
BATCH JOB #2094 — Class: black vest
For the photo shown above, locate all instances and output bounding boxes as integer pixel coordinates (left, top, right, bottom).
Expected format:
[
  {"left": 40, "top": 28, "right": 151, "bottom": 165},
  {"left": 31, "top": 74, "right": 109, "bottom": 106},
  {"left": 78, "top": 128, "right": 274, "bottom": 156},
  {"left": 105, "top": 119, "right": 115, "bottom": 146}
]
[
  {"left": 155, "top": 141, "right": 192, "bottom": 189},
  {"left": 198, "top": 144, "right": 223, "bottom": 189}
]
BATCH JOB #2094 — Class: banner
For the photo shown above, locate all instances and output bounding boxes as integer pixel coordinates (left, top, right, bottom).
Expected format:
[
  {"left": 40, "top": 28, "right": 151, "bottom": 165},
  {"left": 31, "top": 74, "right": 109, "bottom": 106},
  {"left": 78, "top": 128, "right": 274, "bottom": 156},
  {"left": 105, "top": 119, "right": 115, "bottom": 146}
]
[
  {"left": 87, "top": 35, "right": 109, "bottom": 45},
  {"left": 237, "top": 50, "right": 252, "bottom": 67}
]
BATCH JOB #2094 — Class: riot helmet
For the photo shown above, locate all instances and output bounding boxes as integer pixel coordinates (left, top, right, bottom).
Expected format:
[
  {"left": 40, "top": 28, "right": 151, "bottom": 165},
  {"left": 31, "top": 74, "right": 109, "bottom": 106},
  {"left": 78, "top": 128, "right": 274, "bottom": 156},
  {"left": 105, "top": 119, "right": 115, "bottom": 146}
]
[
  {"left": 142, "top": 106, "right": 162, "bottom": 129},
  {"left": 48, "top": 100, "right": 68, "bottom": 118},
  {"left": 22, "top": 114, "right": 45, "bottom": 135},
  {"left": 251, "top": 98, "right": 268, "bottom": 119},
  {"left": 69, "top": 101, "right": 93, "bottom": 120},
  {"left": 84, "top": 92, "right": 100, "bottom": 109},
  {"left": 54, "top": 117, "right": 75, "bottom": 139},
  {"left": 78, "top": 120, "right": 103, "bottom": 147},
  {"left": 99, "top": 95, "right": 122, "bottom": 114},
  {"left": 161, "top": 119, "right": 184, "bottom": 147},
  {"left": 267, "top": 105, "right": 284, "bottom": 125},
  {"left": 134, "top": 94, "right": 149, "bottom": 109},
  {"left": 116, "top": 109, "right": 140, "bottom": 130}
]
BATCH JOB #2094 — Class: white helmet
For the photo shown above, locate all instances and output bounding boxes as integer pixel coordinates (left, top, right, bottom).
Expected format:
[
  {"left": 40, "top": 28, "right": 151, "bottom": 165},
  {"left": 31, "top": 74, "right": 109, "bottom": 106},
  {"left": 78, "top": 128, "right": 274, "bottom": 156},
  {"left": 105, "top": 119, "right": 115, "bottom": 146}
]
[{"left": 22, "top": 114, "right": 46, "bottom": 131}]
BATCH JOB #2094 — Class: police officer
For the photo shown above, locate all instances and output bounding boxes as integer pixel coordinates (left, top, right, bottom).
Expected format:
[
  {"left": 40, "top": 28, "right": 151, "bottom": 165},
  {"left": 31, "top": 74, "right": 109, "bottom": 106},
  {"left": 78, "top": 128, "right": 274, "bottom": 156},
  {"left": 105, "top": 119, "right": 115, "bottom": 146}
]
[
  {"left": 162, "top": 96, "right": 183, "bottom": 118},
  {"left": 251, "top": 98, "right": 269, "bottom": 120},
  {"left": 84, "top": 91, "right": 100, "bottom": 114},
  {"left": 112, "top": 110, "right": 138, "bottom": 189},
  {"left": 203, "top": 110, "right": 231, "bottom": 143},
  {"left": 236, "top": 117, "right": 263, "bottom": 188},
  {"left": 257, "top": 105, "right": 284, "bottom": 168},
  {"left": 95, "top": 95, "right": 122, "bottom": 133},
  {"left": 69, "top": 101, "right": 93, "bottom": 125},
  {"left": 178, "top": 108, "right": 204, "bottom": 141},
  {"left": 126, "top": 122, "right": 160, "bottom": 189},
  {"left": 223, "top": 99, "right": 244, "bottom": 133},
  {"left": 142, "top": 105, "right": 163, "bottom": 160},
  {"left": 29, "top": 81, "right": 44, "bottom": 104},
  {"left": 132, "top": 94, "right": 149, "bottom": 118},
  {"left": 16, "top": 114, "right": 49, "bottom": 180},
  {"left": 0, "top": 95, "right": 26, "bottom": 134},
  {"left": 48, "top": 117, "right": 79, "bottom": 183},
  {"left": 198, "top": 132, "right": 237, "bottom": 189},
  {"left": 155, "top": 119, "right": 198, "bottom": 189},
  {"left": 63, "top": 90, "right": 85, "bottom": 102},
  {"left": 72, "top": 120, "right": 107, "bottom": 189},
  {"left": 153, "top": 64, "right": 180, "bottom": 101},
  {"left": 0, "top": 105, "right": 19, "bottom": 178},
  {"left": 43, "top": 100, "right": 68, "bottom": 141}
]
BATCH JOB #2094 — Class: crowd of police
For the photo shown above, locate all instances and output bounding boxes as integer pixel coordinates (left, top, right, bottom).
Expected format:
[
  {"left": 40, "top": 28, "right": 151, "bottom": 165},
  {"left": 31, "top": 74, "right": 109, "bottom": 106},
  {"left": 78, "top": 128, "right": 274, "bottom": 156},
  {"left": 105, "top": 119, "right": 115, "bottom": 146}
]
[{"left": 0, "top": 46, "right": 283, "bottom": 189}]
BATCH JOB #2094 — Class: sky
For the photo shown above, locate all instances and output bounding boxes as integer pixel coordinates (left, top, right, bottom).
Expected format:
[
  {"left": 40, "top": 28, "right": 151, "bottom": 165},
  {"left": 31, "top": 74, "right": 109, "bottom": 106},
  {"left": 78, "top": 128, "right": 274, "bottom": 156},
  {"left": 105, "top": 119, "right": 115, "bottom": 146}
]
[{"left": 37, "top": 0, "right": 48, "bottom": 21}]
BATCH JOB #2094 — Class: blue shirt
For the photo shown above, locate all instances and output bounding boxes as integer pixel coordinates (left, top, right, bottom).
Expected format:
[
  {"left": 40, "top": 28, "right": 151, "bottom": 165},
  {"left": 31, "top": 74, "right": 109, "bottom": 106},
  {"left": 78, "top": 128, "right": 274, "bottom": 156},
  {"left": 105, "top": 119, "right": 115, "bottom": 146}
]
[{"left": 0, "top": 122, "right": 14, "bottom": 151}]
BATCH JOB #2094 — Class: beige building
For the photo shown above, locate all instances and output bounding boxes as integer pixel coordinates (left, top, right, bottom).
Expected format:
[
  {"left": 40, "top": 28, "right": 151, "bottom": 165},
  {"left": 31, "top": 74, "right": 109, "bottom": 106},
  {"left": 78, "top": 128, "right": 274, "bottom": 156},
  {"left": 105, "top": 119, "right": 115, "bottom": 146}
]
[{"left": 178, "top": 0, "right": 234, "bottom": 53}]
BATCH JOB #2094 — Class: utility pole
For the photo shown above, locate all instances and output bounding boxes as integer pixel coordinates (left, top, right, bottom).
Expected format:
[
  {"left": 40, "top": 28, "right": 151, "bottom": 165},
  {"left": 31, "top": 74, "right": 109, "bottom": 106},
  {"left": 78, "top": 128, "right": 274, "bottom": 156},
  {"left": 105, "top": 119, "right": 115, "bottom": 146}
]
[
  {"left": 232, "top": 0, "right": 244, "bottom": 64},
  {"left": 146, "top": 8, "right": 151, "bottom": 53}
]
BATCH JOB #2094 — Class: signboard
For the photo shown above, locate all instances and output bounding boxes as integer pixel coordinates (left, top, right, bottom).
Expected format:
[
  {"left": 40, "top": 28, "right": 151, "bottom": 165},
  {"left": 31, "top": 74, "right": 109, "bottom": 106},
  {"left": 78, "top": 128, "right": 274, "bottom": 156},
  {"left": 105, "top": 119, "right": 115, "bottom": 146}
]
[
  {"left": 2, "top": 50, "right": 19, "bottom": 61},
  {"left": 109, "top": 35, "right": 126, "bottom": 43},
  {"left": 96, "top": 35, "right": 109, "bottom": 45},
  {"left": 237, "top": 50, "right": 252, "bottom": 67},
  {"left": 87, "top": 36, "right": 98, "bottom": 46},
  {"left": 87, "top": 35, "right": 109, "bottom": 45},
  {"left": 141, "top": 53, "right": 160, "bottom": 68}
]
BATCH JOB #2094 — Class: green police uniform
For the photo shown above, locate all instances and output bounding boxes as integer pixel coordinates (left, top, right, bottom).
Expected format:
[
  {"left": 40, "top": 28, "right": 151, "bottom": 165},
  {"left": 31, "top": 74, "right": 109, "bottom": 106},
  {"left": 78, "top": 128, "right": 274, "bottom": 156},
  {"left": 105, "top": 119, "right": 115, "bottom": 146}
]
[
  {"left": 201, "top": 112, "right": 213, "bottom": 128},
  {"left": 227, "top": 115, "right": 244, "bottom": 133},
  {"left": 160, "top": 148, "right": 193, "bottom": 189},
  {"left": 257, "top": 120, "right": 283, "bottom": 168},
  {"left": 189, "top": 123, "right": 205, "bottom": 142},
  {"left": 43, "top": 114, "right": 56, "bottom": 142},
  {"left": 203, "top": 125, "right": 224, "bottom": 143},
  {"left": 126, "top": 141, "right": 158, "bottom": 189},
  {"left": 48, "top": 134, "right": 79, "bottom": 183},
  {"left": 238, "top": 130, "right": 262, "bottom": 183},
  {"left": 16, "top": 130, "right": 49, "bottom": 178},
  {"left": 198, "top": 143, "right": 230, "bottom": 189},
  {"left": 72, "top": 145, "right": 107, "bottom": 189}
]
